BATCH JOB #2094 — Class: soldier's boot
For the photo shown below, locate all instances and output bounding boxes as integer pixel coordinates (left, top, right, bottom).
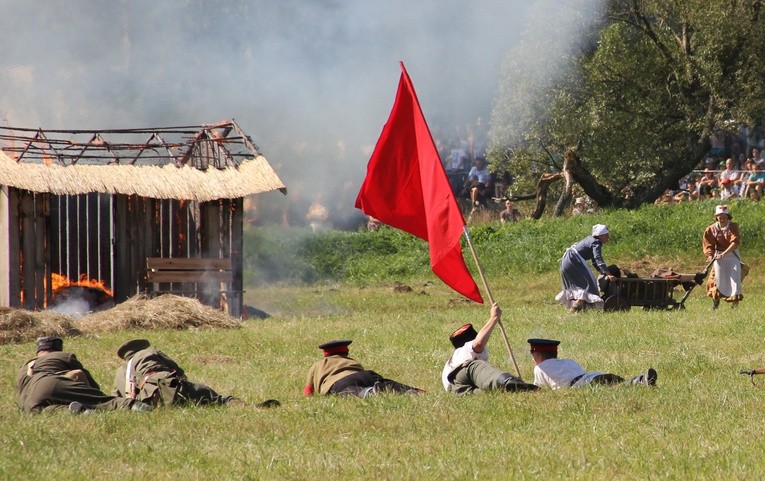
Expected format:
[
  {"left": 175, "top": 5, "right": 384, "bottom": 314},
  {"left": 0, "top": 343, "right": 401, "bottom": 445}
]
[
  {"left": 254, "top": 399, "right": 281, "bottom": 409},
  {"left": 130, "top": 401, "right": 153, "bottom": 412},
  {"left": 628, "top": 368, "right": 657, "bottom": 386},
  {"left": 68, "top": 401, "right": 95, "bottom": 415},
  {"left": 222, "top": 396, "right": 247, "bottom": 407},
  {"left": 360, "top": 381, "right": 384, "bottom": 398},
  {"left": 497, "top": 373, "right": 538, "bottom": 392},
  {"left": 403, "top": 387, "right": 427, "bottom": 395},
  {"left": 380, "top": 379, "right": 424, "bottom": 395}
]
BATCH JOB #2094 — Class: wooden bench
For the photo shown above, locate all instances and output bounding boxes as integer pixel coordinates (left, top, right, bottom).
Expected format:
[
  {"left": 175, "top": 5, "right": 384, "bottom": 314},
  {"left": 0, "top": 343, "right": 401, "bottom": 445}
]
[{"left": 146, "top": 257, "right": 238, "bottom": 313}]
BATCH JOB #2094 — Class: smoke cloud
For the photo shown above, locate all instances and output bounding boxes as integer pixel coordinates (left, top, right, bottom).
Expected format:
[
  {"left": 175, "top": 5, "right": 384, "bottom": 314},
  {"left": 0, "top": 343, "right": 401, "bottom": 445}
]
[{"left": 0, "top": 1, "right": 535, "bottom": 225}]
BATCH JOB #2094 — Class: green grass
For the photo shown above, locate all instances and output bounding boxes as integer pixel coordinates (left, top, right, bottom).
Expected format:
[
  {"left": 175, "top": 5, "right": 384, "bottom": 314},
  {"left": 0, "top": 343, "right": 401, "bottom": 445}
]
[{"left": 2, "top": 203, "right": 765, "bottom": 480}]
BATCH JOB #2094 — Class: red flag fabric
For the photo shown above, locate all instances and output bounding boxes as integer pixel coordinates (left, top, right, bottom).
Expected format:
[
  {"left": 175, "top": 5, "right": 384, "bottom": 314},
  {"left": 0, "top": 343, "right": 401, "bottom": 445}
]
[{"left": 355, "top": 62, "right": 483, "bottom": 303}]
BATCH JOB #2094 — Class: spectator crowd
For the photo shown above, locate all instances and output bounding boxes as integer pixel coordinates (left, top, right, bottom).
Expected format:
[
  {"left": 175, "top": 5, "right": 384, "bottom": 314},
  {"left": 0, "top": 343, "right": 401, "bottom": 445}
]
[{"left": 658, "top": 147, "right": 765, "bottom": 205}]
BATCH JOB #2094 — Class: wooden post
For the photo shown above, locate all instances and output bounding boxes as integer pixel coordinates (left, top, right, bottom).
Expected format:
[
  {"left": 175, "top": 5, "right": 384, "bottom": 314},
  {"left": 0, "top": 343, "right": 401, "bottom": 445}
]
[
  {"left": 36, "top": 194, "right": 50, "bottom": 308},
  {"left": 20, "top": 192, "right": 36, "bottom": 310},
  {"left": 0, "top": 187, "right": 10, "bottom": 307},
  {"left": 8, "top": 189, "right": 20, "bottom": 307},
  {"left": 113, "top": 195, "right": 132, "bottom": 303},
  {"left": 230, "top": 197, "right": 244, "bottom": 318}
]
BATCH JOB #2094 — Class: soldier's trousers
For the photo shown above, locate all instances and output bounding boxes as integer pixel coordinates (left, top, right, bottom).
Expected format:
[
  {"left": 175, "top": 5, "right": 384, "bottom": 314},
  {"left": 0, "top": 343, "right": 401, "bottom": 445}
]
[
  {"left": 177, "top": 379, "right": 228, "bottom": 405},
  {"left": 328, "top": 370, "right": 417, "bottom": 396},
  {"left": 21, "top": 376, "right": 135, "bottom": 413},
  {"left": 449, "top": 359, "right": 526, "bottom": 395}
]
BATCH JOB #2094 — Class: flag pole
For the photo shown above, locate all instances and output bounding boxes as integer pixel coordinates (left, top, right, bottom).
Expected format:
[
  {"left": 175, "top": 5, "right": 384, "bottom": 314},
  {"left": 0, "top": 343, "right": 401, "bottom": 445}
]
[{"left": 462, "top": 226, "right": 523, "bottom": 379}]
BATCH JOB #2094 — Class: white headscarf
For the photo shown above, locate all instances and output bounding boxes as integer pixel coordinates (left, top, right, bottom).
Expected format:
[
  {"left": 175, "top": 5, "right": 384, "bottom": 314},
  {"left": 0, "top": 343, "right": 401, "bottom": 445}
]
[{"left": 591, "top": 224, "right": 609, "bottom": 237}]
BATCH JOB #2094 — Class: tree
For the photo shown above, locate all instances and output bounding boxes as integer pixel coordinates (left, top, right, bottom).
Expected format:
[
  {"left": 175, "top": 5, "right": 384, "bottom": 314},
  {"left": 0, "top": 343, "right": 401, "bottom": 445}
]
[{"left": 489, "top": 0, "right": 765, "bottom": 210}]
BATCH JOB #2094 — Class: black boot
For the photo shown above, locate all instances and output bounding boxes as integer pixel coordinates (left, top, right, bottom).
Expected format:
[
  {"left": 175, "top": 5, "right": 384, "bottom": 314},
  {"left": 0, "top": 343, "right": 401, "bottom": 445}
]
[
  {"left": 497, "top": 373, "right": 538, "bottom": 392},
  {"left": 68, "top": 401, "right": 96, "bottom": 414},
  {"left": 629, "top": 368, "right": 657, "bottom": 386}
]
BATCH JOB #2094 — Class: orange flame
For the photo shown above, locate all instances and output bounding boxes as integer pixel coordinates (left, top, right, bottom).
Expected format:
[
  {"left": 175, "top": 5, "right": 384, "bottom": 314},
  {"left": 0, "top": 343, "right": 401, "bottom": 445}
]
[{"left": 51, "top": 273, "right": 113, "bottom": 297}]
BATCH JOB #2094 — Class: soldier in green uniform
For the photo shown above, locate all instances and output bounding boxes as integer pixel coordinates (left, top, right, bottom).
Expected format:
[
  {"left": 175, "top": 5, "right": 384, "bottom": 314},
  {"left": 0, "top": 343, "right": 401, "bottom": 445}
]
[
  {"left": 303, "top": 339, "right": 425, "bottom": 397},
  {"left": 17, "top": 336, "right": 151, "bottom": 414},
  {"left": 113, "top": 339, "right": 269, "bottom": 407}
]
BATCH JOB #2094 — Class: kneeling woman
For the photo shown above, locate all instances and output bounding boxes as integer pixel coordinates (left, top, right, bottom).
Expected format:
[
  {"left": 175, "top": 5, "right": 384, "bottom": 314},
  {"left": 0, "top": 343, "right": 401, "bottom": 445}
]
[{"left": 556, "top": 224, "right": 616, "bottom": 312}]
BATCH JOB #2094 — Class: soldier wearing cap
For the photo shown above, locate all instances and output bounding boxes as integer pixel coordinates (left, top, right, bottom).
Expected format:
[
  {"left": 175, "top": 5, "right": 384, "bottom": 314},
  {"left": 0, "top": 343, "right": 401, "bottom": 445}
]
[
  {"left": 703, "top": 204, "right": 744, "bottom": 309},
  {"left": 17, "top": 336, "right": 151, "bottom": 413},
  {"left": 528, "top": 338, "right": 657, "bottom": 389},
  {"left": 112, "top": 339, "right": 245, "bottom": 407},
  {"left": 304, "top": 339, "right": 424, "bottom": 397},
  {"left": 442, "top": 303, "right": 537, "bottom": 395}
]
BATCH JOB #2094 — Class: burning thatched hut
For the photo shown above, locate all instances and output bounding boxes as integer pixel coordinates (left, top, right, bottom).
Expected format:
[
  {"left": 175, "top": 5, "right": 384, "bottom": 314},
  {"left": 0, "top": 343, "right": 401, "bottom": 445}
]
[{"left": 0, "top": 120, "right": 286, "bottom": 317}]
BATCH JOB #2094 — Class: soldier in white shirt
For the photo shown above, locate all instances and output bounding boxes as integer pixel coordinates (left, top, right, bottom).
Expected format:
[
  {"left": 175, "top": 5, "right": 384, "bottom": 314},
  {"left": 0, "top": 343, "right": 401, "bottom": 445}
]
[
  {"left": 528, "top": 338, "right": 657, "bottom": 389},
  {"left": 442, "top": 303, "right": 537, "bottom": 395}
]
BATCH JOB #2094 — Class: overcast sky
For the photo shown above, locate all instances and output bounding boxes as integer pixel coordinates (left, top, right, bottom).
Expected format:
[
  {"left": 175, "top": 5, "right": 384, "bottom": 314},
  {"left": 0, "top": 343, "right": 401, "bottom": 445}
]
[{"left": 0, "top": 1, "right": 536, "bottom": 221}]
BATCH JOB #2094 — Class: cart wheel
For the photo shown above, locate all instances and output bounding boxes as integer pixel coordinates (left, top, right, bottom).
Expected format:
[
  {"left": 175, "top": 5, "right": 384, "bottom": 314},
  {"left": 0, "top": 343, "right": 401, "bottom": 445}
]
[{"left": 604, "top": 295, "right": 630, "bottom": 312}]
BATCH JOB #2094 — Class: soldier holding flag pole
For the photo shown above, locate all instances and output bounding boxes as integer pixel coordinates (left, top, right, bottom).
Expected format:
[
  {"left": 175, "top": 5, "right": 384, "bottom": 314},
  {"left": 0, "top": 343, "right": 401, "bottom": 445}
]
[{"left": 355, "top": 62, "right": 524, "bottom": 378}]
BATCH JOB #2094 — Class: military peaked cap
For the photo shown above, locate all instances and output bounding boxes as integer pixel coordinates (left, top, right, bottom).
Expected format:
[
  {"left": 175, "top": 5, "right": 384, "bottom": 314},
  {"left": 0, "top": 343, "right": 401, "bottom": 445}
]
[
  {"left": 449, "top": 324, "right": 478, "bottom": 349},
  {"left": 528, "top": 338, "right": 561, "bottom": 353},
  {"left": 36, "top": 336, "right": 63, "bottom": 353},
  {"left": 318, "top": 339, "right": 352, "bottom": 356},
  {"left": 117, "top": 339, "right": 151, "bottom": 360}
]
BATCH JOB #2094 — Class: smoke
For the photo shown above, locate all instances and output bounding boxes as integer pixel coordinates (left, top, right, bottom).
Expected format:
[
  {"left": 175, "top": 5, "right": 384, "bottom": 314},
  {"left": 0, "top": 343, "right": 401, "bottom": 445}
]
[
  {"left": 0, "top": 1, "right": 535, "bottom": 225},
  {"left": 490, "top": 0, "right": 608, "bottom": 150},
  {"left": 48, "top": 297, "right": 92, "bottom": 318}
]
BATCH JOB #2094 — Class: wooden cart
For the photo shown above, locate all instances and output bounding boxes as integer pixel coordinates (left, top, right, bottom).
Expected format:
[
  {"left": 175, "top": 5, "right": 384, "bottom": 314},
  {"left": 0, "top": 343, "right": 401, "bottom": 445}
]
[{"left": 602, "top": 274, "right": 702, "bottom": 312}]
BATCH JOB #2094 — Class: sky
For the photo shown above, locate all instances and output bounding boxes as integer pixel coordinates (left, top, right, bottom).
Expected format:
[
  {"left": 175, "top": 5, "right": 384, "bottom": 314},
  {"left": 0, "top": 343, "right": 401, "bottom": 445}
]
[{"left": 0, "top": 1, "right": 540, "bottom": 225}]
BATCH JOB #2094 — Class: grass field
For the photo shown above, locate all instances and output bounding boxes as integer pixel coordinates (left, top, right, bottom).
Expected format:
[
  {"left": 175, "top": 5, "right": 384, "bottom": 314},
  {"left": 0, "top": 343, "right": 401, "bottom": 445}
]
[{"left": 1, "top": 202, "right": 764, "bottom": 480}]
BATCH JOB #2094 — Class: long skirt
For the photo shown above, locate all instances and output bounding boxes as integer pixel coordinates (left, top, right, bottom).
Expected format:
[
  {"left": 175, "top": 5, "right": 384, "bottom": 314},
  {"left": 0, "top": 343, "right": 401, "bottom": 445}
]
[
  {"left": 707, "top": 252, "right": 743, "bottom": 301},
  {"left": 555, "top": 248, "right": 604, "bottom": 309}
]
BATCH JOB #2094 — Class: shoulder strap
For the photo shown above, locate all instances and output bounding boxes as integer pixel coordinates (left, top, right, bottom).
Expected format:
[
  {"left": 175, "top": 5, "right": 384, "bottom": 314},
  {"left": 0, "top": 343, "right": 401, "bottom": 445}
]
[{"left": 125, "top": 359, "right": 136, "bottom": 399}]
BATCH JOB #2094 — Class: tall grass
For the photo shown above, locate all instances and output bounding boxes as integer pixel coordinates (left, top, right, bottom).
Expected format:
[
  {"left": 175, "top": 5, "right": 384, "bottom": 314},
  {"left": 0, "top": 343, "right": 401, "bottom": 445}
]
[{"left": 1, "top": 202, "right": 764, "bottom": 480}]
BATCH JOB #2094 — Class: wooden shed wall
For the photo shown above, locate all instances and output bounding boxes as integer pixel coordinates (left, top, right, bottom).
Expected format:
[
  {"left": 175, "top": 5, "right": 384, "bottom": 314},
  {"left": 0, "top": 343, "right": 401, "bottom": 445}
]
[{"left": 2, "top": 188, "right": 243, "bottom": 316}]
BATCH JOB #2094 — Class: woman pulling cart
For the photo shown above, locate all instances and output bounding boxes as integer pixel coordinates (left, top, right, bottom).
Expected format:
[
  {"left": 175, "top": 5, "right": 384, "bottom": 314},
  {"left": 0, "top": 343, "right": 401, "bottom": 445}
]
[
  {"left": 556, "top": 224, "right": 617, "bottom": 313},
  {"left": 703, "top": 205, "right": 744, "bottom": 309}
]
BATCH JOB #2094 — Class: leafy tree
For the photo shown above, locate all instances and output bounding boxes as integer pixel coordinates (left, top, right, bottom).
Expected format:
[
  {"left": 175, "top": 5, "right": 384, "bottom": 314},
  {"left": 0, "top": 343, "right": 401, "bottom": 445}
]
[{"left": 489, "top": 0, "right": 765, "bottom": 210}]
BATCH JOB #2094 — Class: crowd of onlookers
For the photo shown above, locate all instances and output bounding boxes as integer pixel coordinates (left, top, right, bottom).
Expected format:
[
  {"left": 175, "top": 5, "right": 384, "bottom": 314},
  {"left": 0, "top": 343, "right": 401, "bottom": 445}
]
[
  {"left": 656, "top": 147, "right": 765, "bottom": 205},
  {"left": 372, "top": 120, "right": 765, "bottom": 229}
]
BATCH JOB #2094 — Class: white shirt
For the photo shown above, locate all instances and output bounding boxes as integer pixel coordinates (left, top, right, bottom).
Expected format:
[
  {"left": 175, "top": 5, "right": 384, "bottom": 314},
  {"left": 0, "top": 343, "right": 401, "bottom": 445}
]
[
  {"left": 468, "top": 166, "right": 491, "bottom": 185},
  {"left": 441, "top": 340, "right": 489, "bottom": 391},
  {"left": 533, "top": 358, "right": 604, "bottom": 390}
]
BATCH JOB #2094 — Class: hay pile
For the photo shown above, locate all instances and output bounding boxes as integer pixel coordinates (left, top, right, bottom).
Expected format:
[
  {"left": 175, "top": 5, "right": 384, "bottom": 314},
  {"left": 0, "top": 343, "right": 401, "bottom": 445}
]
[
  {"left": 0, "top": 308, "right": 80, "bottom": 344},
  {"left": 0, "top": 294, "right": 242, "bottom": 345}
]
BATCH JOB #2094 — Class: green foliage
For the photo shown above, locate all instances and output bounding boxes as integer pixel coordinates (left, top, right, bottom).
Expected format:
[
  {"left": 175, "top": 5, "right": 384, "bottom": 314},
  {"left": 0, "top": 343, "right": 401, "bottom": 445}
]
[{"left": 490, "top": 0, "right": 765, "bottom": 207}]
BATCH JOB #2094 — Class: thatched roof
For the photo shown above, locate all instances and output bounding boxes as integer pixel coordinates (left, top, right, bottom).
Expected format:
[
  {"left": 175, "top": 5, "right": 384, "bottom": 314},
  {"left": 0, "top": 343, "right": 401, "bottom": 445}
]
[
  {"left": 0, "top": 150, "right": 285, "bottom": 201},
  {"left": 0, "top": 121, "right": 287, "bottom": 201}
]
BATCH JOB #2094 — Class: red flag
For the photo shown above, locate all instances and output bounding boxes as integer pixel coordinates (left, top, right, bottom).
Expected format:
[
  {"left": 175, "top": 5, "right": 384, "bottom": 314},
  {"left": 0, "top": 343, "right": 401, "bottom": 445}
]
[{"left": 355, "top": 62, "right": 483, "bottom": 303}]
